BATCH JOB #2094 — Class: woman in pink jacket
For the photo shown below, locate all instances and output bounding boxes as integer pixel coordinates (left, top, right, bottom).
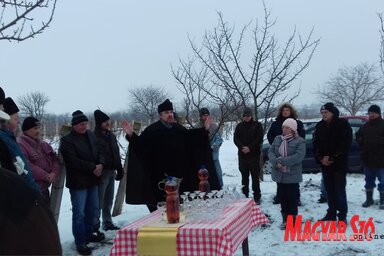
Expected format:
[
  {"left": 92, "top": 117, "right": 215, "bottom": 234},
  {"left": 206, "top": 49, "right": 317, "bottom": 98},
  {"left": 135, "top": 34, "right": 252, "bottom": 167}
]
[{"left": 17, "top": 116, "right": 60, "bottom": 202}]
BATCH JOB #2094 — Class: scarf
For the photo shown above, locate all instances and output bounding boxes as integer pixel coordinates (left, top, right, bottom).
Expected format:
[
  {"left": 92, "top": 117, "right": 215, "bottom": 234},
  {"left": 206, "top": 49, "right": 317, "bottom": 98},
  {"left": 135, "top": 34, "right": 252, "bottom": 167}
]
[{"left": 278, "top": 133, "right": 296, "bottom": 172}]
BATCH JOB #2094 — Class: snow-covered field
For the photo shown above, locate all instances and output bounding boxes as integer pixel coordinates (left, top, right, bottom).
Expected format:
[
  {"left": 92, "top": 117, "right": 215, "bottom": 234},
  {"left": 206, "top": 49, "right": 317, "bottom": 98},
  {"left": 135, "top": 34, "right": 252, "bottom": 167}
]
[{"left": 58, "top": 135, "right": 384, "bottom": 256}]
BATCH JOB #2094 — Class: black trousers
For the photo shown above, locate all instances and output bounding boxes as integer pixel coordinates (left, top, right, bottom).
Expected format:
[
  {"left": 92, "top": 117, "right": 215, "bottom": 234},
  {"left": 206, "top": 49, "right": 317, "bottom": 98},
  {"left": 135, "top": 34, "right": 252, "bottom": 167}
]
[
  {"left": 276, "top": 183, "right": 301, "bottom": 200},
  {"left": 279, "top": 183, "right": 299, "bottom": 217},
  {"left": 239, "top": 157, "right": 261, "bottom": 199},
  {"left": 322, "top": 169, "right": 348, "bottom": 219}
]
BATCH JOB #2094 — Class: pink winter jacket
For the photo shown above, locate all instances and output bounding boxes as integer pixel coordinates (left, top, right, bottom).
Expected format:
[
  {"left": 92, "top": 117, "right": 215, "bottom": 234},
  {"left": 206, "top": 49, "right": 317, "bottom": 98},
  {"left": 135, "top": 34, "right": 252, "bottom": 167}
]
[{"left": 17, "top": 135, "right": 61, "bottom": 192}]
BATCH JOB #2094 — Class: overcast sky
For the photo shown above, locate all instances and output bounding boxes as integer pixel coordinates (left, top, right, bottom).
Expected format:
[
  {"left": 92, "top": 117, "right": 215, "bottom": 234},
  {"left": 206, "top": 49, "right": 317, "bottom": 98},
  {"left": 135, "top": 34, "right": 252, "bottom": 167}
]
[{"left": 1, "top": 0, "right": 383, "bottom": 115}]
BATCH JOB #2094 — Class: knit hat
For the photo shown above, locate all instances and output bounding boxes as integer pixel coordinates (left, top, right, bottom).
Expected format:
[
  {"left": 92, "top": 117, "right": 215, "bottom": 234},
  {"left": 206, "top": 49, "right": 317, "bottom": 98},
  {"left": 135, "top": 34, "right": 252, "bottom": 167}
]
[
  {"left": 0, "top": 87, "right": 5, "bottom": 105},
  {"left": 71, "top": 110, "right": 88, "bottom": 126},
  {"left": 22, "top": 117, "right": 40, "bottom": 131},
  {"left": 368, "top": 105, "right": 381, "bottom": 115},
  {"left": 3, "top": 97, "right": 19, "bottom": 116},
  {"left": 157, "top": 99, "right": 173, "bottom": 113},
  {"left": 199, "top": 107, "right": 210, "bottom": 116},
  {"left": 243, "top": 107, "right": 252, "bottom": 116},
  {"left": 282, "top": 118, "right": 297, "bottom": 133},
  {"left": 94, "top": 109, "right": 110, "bottom": 126},
  {"left": 320, "top": 102, "right": 339, "bottom": 117}
]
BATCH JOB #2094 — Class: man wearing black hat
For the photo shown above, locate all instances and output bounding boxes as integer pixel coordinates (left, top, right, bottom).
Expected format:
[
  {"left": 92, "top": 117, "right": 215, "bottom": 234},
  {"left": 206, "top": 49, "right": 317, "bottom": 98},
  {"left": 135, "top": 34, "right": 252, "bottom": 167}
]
[
  {"left": 60, "top": 110, "right": 106, "bottom": 255},
  {"left": 122, "top": 99, "right": 220, "bottom": 212},
  {"left": 93, "top": 109, "right": 123, "bottom": 231},
  {"left": 356, "top": 104, "right": 384, "bottom": 210},
  {"left": 233, "top": 107, "right": 264, "bottom": 204},
  {"left": 313, "top": 102, "right": 352, "bottom": 222},
  {"left": 17, "top": 117, "right": 61, "bottom": 202},
  {"left": 0, "top": 97, "right": 38, "bottom": 191}
]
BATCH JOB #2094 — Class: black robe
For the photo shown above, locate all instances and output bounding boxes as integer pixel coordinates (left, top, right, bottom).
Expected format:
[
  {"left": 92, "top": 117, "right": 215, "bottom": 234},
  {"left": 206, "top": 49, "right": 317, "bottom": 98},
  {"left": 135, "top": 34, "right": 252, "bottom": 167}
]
[{"left": 125, "top": 121, "right": 220, "bottom": 204}]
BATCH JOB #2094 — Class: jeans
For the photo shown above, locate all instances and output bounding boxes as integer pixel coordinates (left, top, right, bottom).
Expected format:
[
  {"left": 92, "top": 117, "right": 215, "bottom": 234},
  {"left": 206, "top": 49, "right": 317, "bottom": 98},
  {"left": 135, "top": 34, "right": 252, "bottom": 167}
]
[
  {"left": 320, "top": 176, "right": 328, "bottom": 199},
  {"left": 364, "top": 167, "right": 384, "bottom": 192},
  {"left": 239, "top": 157, "right": 261, "bottom": 200},
  {"left": 279, "top": 183, "right": 299, "bottom": 216},
  {"left": 322, "top": 170, "right": 348, "bottom": 219},
  {"left": 212, "top": 151, "right": 223, "bottom": 188},
  {"left": 70, "top": 186, "right": 99, "bottom": 246},
  {"left": 94, "top": 170, "right": 115, "bottom": 229}
]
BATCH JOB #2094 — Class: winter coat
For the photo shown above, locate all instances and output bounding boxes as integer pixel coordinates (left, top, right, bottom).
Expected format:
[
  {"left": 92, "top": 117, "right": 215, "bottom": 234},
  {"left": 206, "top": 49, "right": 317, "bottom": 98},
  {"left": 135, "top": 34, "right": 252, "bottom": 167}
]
[
  {"left": 17, "top": 135, "right": 60, "bottom": 193},
  {"left": 196, "top": 122, "right": 223, "bottom": 160},
  {"left": 267, "top": 117, "right": 305, "bottom": 145},
  {"left": 0, "top": 129, "right": 38, "bottom": 191},
  {"left": 233, "top": 119, "right": 264, "bottom": 160},
  {"left": 125, "top": 120, "right": 220, "bottom": 204},
  {"left": 94, "top": 128, "right": 123, "bottom": 175},
  {"left": 0, "top": 168, "right": 62, "bottom": 255},
  {"left": 268, "top": 135, "right": 306, "bottom": 184},
  {"left": 313, "top": 118, "right": 352, "bottom": 172},
  {"left": 355, "top": 117, "right": 384, "bottom": 168},
  {"left": 60, "top": 129, "right": 105, "bottom": 189}
]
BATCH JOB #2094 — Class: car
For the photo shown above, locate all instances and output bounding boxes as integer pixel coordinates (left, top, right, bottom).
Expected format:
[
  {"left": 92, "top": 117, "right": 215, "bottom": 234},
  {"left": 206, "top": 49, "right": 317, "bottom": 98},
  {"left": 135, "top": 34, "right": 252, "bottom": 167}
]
[{"left": 262, "top": 116, "right": 368, "bottom": 174}]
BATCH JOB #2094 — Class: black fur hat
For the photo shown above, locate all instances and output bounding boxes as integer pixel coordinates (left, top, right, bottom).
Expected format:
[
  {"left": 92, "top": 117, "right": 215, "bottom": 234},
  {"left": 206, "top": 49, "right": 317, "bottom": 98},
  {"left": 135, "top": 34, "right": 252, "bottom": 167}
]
[{"left": 157, "top": 99, "right": 173, "bottom": 113}]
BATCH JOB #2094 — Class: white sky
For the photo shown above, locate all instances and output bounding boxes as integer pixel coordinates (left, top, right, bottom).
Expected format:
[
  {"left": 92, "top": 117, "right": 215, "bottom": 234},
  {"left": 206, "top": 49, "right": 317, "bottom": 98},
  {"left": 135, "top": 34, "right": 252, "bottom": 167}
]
[{"left": 1, "top": 0, "right": 383, "bottom": 114}]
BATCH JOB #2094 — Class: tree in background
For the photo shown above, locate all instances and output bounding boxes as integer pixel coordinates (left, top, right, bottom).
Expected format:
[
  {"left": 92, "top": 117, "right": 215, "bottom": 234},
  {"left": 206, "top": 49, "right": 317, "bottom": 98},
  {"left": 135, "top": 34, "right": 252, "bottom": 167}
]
[
  {"left": 0, "top": 0, "right": 57, "bottom": 42},
  {"left": 316, "top": 63, "right": 384, "bottom": 115},
  {"left": 172, "top": 3, "right": 320, "bottom": 130},
  {"left": 17, "top": 91, "right": 49, "bottom": 120},
  {"left": 379, "top": 13, "right": 384, "bottom": 75},
  {"left": 128, "top": 85, "right": 170, "bottom": 124}
]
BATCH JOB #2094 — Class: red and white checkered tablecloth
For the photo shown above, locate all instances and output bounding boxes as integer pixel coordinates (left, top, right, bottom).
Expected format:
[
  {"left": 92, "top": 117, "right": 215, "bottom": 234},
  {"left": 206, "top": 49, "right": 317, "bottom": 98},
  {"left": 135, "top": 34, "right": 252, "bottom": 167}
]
[{"left": 110, "top": 198, "right": 269, "bottom": 256}]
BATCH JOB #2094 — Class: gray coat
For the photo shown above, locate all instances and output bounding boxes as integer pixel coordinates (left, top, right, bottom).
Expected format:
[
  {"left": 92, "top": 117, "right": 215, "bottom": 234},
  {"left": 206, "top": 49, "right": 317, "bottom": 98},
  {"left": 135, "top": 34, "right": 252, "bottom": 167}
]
[{"left": 268, "top": 135, "right": 306, "bottom": 184}]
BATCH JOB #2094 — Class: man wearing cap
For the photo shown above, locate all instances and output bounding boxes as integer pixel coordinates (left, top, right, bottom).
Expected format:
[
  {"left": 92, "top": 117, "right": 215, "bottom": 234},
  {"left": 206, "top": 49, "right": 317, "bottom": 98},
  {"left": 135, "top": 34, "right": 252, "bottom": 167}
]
[
  {"left": 233, "top": 107, "right": 264, "bottom": 204},
  {"left": 60, "top": 110, "right": 106, "bottom": 255},
  {"left": 356, "top": 104, "right": 384, "bottom": 210},
  {"left": 197, "top": 107, "right": 224, "bottom": 188},
  {"left": 17, "top": 117, "right": 61, "bottom": 202},
  {"left": 0, "top": 97, "right": 38, "bottom": 191},
  {"left": 313, "top": 102, "right": 352, "bottom": 222},
  {"left": 122, "top": 99, "right": 220, "bottom": 212},
  {"left": 93, "top": 109, "right": 123, "bottom": 231}
]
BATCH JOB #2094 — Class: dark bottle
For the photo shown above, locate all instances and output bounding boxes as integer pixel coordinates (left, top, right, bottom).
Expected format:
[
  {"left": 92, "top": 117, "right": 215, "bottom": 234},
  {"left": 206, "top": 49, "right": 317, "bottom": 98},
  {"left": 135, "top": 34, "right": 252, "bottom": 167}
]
[
  {"left": 198, "top": 165, "right": 210, "bottom": 193},
  {"left": 165, "top": 176, "right": 180, "bottom": 223}
]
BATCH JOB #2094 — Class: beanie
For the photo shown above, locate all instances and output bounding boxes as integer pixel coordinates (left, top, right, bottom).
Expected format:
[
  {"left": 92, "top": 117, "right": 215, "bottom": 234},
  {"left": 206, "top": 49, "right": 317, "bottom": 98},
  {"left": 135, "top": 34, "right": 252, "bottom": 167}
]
[
  {"left": 320, "top": 102, "right": 339, "bottom": 118},
  {"left": 243, "top": 107, "right": 252, "bottom": 116},
  {"left": 368, "top": 105, "right": 381, "bottom": 115},
  {"left": 157, "top": 99, "right": 173, "bottom": 113},
  {"left": 94, "top": 109, "right": 110, "bottom": 126},
  {"left": 22, "top": 117, "right": 40, "bottom": 131},
  {"left": 71, "top": 110, "right": 88, "bottom": 126},
  {"left": 199, "top": 107, "right": 210, "bottom": 116},
  {"left": 282, "top": 118, "right": 298, "bottom": 133},
  {"left": 3, "top": 97, "right": 19, "bottom": 116}
]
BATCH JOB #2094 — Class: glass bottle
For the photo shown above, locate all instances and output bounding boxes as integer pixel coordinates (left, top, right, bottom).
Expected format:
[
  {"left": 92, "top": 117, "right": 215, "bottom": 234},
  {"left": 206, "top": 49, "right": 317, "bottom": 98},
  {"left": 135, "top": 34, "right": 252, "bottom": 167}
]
[
  {"left": 164, "top": 176, "right": 180, "bottom": 223},
  {"left": 198, "top": 165, "right": 210, "bottom": 193}
]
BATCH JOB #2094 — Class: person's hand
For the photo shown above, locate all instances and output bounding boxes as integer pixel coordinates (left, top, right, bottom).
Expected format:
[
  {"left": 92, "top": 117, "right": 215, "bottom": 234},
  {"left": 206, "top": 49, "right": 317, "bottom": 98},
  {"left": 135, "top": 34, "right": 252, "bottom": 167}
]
[
  {"left": 115, "top": 169, "right": 124, "bottom": 181},
  {"left": 93, "top": 164, "right": 103, "bottom": 177},
  {"left": 47, "top": 173, "right": 57, "bottom": 183},
  {"left": 122, "top": 120, "right": 133, "bottom": 137},
  {"left": 277, "top": 162, "right": 283, "bottom": 169},
  {"left": 203, "top": 116, "right": 212, "bottom": 131},
  {"left": 241, "top": 146, "right": 250, "bottom": 154},
  {"left": 320, "top": 156, "right": 333, "bottom": 166}
]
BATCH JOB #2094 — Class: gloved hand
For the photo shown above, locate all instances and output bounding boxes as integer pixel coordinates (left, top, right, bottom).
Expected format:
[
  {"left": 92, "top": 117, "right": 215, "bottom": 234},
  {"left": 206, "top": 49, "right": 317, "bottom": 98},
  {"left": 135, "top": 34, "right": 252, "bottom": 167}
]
[{"left": 115, "top": 170, "right": 124, "bottom": 181}]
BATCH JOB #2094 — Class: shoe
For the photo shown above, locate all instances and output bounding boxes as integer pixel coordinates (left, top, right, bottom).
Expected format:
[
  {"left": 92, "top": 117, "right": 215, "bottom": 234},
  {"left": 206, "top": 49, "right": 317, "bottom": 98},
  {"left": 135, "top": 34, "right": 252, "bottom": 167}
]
[
  {"left": 297, "top": 199, "right": 302, "bottom": 206},
  {"left": 338, "top": 218, "right": 348, "bottom": 226},
  {"left": 103, "top": 223, "right": 120, "bottom": 231},
  {"left": 254, "top": 198, "right": 261, "bottom": 205},
  {"left": 317, "top": 196, "right": 328, "bottom": 204},
  {"left": 320, "top": 213, "right": 336, "bottom": 221},
  {"left": 76, "top": 244, "right": 92, "bottom": 255},
  {"left": 362, "top": 189, "right": 374, "bottom": 208},
  {"left": 279, "top": 222, "right": 286, "bottom": 230},
  {"left": 88, "top": 230, "right": 105, "bottom": 243},
  {"left": 273, "top": 195, "right": 280, "bottom": 204}
]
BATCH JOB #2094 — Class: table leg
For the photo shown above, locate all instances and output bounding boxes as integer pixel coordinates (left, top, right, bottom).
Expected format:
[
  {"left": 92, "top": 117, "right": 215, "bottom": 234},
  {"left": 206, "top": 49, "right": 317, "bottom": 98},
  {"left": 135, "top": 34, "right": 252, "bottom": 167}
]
[{"left": 242, "top": 237, "right": 249, "bottom": 256}]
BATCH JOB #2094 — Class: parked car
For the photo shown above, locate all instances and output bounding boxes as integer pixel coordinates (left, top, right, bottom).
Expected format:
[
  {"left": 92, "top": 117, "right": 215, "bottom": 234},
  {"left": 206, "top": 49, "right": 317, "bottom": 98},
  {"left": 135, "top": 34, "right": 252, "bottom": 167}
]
[{"left": 262, "top": 116, "right": 368, "bottom": 173}]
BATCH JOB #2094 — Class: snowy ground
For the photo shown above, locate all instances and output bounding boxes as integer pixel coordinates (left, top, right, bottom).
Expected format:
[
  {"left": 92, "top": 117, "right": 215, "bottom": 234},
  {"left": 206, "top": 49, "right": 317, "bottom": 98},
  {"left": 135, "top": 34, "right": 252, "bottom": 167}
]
[{"left": 58, "top": 135, "right": 384, "bottom": 256}]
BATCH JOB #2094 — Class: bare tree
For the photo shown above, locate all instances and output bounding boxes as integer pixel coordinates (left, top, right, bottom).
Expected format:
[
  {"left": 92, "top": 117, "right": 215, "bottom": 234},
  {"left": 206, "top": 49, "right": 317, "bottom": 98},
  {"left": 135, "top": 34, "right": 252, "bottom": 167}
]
[
  {"left": 128, "top": 85, "right": 170, "bottom": 124},
  {"left": 0, "top": 0, "right": 57, "bottom": 42},
  {"left": 379, "top": 13, "right": 384, "bottom": 75},
  {"left": 17, "top": 91, "right": 49, "bottom": 119},
  {"left": 317, "top": 63, "right": 384, "bottom": 115},
  {"left": 172, "top": 3, "right": 319, "bottom": 131}
]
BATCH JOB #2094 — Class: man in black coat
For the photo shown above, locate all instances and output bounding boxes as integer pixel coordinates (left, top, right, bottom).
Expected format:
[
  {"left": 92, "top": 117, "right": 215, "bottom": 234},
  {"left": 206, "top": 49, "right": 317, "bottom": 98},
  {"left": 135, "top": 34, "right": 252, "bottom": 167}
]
[
  {"left": 60, "top": 110, "right": 106, "bottom": 255},
  {"left": 234, "top": 107, "right": 264, "bottom": 204},
  {"left": 313, "top": 103, "right": 352, "bottom": 222},
  {"left": 356, "top": 104, "right": 384, "bottom": 209},
  {"left": 267, "top": 103, "right": 305, "bottom": 205},
  {"left": 122, "top": 99, "right": 220, "bottom": 212},
  {"left": 93, "top": 109, "right": 124, "bottom": 231}
]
